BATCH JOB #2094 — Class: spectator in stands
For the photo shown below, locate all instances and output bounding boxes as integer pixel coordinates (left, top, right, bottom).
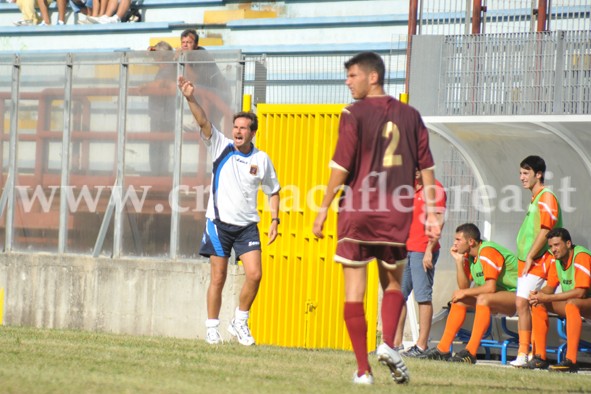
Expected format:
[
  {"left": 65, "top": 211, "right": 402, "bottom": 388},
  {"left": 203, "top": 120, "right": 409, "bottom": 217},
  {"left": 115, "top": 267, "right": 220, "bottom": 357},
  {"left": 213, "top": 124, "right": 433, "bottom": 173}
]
[
  {"left": 37, "top": 0, "right": 66, "bottom": 25},
  {"left": 420, "top": 223, "right": 518, "bottom": 363},
  {"left": 139, "top": 41, "right": 176, "bottom": 175},
  {"left": 10, "top": 0, "right": 41, "bottom": 25},
  {"left": 394, "top": 170, "right": 446, "bottom": 357},
  {"left": 178, "top": 29, "right": 232, "bottom": 130},
  {"left": 68, "top": 0, "right": 96, "bottom": 24},
  {"left": 527, "top": 227, "right": 591, "bottom": 372},
  {"left": 88, "top": 0, "right": 129, "bottom": 23}
]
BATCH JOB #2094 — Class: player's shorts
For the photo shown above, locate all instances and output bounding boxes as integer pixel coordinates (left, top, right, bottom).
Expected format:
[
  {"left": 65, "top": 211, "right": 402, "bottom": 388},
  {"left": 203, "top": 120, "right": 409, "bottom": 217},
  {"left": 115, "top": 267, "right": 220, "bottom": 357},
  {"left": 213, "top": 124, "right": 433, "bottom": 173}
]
[
  {"left": 334, "top": 239, "right": 407, "bottom": 270},
  {"left": 199, "top": 218, "right": 261, "bottom": 259},
  {"left": 518, "top": 251, "right": 553, "bottom": 278},
  {"left": 401, "top": 250, "right": 439, "bottom": 302},
  {"left": 516, "top": 273, "right": 546, "bottom": 299}
]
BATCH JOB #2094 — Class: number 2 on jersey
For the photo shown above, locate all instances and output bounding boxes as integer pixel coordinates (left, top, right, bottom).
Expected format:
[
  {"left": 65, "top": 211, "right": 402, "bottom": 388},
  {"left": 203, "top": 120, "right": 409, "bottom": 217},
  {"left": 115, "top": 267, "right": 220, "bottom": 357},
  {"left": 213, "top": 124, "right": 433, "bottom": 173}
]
[{"left": 381, "top": 121, "right": 402, "bottom": 167}]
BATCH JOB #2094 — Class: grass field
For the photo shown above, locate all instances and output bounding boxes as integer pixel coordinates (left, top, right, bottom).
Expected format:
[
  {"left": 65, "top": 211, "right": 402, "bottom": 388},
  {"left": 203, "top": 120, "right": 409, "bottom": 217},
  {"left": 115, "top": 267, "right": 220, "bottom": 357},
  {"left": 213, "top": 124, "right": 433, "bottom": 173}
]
[{"left": 1, "top": 325, "right": 590, "bottom": 393}]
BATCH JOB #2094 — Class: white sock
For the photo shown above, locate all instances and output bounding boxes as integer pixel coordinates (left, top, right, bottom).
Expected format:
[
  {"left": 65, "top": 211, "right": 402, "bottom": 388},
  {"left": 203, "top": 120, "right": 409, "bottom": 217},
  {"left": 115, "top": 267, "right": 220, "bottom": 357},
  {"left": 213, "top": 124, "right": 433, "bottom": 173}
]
[
  {"left": 205, "top": 319, "right": 220, "bottom": 328},
  {"left": 235, "top": 308, "right": 249, "bottom": 322}
]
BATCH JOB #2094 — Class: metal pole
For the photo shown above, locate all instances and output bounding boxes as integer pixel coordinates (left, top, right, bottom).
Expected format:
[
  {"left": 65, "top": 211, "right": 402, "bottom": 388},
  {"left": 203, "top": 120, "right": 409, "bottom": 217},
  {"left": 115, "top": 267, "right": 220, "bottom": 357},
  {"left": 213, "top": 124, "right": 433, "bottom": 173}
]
[
  {"left": 537, "top": 0, "right": 548, "bottom": 31},
  {"left": 113, "top": 52, "right": 129, "bottom": 258},
  {"left": 472, "top": 0, "right": 482, "bottom": 34},
  {"left": 4, "top": 55, "right": 20, "bottom": 252},
  {"left": 58, "top": 53, "right": 73, "bottom": 253},
  {"left": 169, "top": 55, "right": 186, "bottom": 260},
  {"left": 405, "top": 0, "right": 419, "bottom": 95}
]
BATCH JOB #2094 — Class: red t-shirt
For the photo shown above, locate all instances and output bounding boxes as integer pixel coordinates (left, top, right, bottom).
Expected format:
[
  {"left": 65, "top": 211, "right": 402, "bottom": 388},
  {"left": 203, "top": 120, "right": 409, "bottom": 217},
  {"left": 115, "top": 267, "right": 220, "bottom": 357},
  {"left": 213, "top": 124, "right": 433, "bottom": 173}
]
[
  {"left": 331, "top": 96, "right": 434, "bottom": 245},
  {"left": 406, "top": 180, "right": 446, "bottom": 252}
]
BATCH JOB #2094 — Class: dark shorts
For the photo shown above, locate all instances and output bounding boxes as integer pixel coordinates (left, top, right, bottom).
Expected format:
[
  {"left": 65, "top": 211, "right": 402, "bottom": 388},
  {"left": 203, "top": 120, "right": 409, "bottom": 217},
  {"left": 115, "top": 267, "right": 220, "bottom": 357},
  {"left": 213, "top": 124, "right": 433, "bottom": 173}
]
[
  {"left": 199, "top": 219, "right": 261, "bottom": 259},
  {"left": 334, "top": 240, "right": 407, "bottom": 269},
  {"left": 401, "top": 250, "right": 439, "bottom": 302}
]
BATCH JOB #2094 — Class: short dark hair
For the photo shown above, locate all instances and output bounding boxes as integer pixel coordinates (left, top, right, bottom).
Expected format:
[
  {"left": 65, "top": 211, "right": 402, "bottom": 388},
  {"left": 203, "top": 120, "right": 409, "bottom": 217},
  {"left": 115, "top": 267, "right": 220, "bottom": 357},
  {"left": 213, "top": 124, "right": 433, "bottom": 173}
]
[
  {"left": 520, "top": 155, "right": 546, "bottom": 183},
  {"left": 344, "top": 52, "right": 385, "bottom": 86},
  {"left": 547, "top": 227, "right": 572, "bottom": 243},
  {"left": 180, "top": 29, "right": 199, "bottom": 48},
  {"left": 455, "top": 223, "right": 482, "bottom": 243},
  {"left": 233, "top": 111, "right": 258, "bottom": 132}
]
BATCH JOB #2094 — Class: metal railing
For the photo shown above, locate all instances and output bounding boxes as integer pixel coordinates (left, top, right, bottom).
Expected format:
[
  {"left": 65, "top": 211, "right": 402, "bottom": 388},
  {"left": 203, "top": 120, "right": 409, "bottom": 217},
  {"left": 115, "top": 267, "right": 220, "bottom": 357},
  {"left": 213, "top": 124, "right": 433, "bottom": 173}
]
[
  {"left": 438, "top": 30, "right": 591, "bottom": 115},
  {"left": 242, "top": 40, "right": 409, "bottom": 105},
  {"left": 418, "top": 0, "right": 591, "bottom": 35}
]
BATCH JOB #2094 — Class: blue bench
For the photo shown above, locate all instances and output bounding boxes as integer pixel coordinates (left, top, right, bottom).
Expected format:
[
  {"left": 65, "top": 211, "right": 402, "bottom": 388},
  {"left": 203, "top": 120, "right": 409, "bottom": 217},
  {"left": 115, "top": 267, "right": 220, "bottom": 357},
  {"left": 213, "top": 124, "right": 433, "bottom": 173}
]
[
  {"left": 455, "top": 315, "right": 519, "bottom": 364},
  {"left": 556, "top": 316, "right": 591, "bottom": 363}
]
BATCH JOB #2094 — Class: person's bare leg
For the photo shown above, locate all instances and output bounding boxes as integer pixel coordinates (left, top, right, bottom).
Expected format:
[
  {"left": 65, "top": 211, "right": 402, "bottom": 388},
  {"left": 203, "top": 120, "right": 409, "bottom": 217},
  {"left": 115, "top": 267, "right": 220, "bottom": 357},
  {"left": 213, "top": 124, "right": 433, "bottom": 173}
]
[
  {"left": 36, "top": 0, "right": 50, "bottom": 24},
  {"left": 207, "top": 255, "right": 228, "bottom": 319},
  {"left": 416, "top": 301, "right": 433, "bottom": 350},
  {"left": 237, "top": 250, "right": 262, "bottom": 311},
  {"left": 57, "top": 0, "right": 66, "bottom": 23},
  {"left": 115, "top": 0, "right": 131, "bottom": 20}
]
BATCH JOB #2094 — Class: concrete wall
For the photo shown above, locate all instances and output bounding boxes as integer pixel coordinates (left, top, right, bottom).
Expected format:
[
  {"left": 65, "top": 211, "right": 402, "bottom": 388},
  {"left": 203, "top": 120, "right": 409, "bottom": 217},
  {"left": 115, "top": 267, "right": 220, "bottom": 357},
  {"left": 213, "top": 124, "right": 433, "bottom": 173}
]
[{"left": 0, "top": 253, "right": 244, "bottom": 340}]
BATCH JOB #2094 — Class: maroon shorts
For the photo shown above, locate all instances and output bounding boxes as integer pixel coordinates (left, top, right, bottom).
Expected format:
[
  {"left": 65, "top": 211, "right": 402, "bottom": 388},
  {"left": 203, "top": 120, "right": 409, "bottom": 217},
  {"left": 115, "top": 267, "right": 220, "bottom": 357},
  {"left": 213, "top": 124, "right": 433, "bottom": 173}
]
[{"left": 335, "top": 239, "right": 407, "bottom": 269}]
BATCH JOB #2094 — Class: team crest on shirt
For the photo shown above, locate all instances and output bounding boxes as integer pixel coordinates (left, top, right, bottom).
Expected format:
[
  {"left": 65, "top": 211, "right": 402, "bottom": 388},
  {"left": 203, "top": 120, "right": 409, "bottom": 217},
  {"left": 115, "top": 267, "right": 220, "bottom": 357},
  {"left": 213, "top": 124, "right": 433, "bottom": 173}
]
[{"left": 250, "top": 165, "right": 258, "bottom": 175}]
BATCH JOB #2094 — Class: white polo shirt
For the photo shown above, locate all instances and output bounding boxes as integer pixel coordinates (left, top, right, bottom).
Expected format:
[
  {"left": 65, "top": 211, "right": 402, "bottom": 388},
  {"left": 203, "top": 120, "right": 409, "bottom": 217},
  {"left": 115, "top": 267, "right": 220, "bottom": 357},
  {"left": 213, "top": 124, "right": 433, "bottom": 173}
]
[{"left": 202, "top": 125, "right": 280, "bottom": 226}]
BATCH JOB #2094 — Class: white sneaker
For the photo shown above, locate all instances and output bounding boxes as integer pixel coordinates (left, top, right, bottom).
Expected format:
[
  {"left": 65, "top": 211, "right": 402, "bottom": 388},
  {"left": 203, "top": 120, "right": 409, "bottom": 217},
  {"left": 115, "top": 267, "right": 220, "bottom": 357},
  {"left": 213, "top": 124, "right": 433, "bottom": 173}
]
[
  {"left": 206, "top": 327, "right": 222, "bottom": 345},
  {"left": 510, "top": 353, "right": 529, "bottom": 367},
  {"left": 95, "top": 14, "right": 120, "bottom": 24},
  {"left": 352, "top": 371, "right": 374, "bottom": 385},
  {"left": 376, "top": 343, "right": 410, "bottom": 384},
  {"left": 228, "top": 319, "right": 255, "bottom": 346},
  {"left": 13, "top": 19, "right": 35, "bottom": 26},
  {"left": 77, "top": 14, "right": 92, "bottom": 25}
]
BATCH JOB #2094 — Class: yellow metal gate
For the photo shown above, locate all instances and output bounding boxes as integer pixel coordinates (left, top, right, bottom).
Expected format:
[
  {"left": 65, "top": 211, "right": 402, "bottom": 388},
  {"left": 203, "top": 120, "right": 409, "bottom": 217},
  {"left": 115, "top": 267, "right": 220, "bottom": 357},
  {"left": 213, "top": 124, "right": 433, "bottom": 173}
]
[{"left": 250, "top": 104, "right": 379, "bottom": 351}]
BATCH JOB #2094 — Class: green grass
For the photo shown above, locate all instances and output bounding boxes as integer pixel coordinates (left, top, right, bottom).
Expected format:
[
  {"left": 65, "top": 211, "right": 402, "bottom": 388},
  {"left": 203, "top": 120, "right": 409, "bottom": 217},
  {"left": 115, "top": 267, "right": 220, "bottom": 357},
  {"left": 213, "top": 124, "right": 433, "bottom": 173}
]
[{"left": 1, "top": 326, "right": 590, "bottom": 393}]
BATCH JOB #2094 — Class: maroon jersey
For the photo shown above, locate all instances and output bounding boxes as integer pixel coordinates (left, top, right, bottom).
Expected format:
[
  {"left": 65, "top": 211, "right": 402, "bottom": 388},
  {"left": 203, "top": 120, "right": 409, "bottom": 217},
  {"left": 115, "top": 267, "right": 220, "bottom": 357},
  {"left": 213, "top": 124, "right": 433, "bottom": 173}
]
[{"left": 331, "top": 96, "right": 434, "bottom": 245}]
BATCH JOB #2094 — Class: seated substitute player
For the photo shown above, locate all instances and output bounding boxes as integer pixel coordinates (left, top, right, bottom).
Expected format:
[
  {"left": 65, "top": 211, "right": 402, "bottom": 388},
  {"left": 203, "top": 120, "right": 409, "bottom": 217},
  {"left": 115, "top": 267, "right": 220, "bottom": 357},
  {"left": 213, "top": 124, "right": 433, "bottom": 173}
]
[
  {"left": 178, "top": 76, "right": 280, "bottom": 346},
  {"left": 420, "top": 223, "right": 518, "bottom": 363},
  {"left": 527, "top": 227, "right": 591, "bottom": 372}
]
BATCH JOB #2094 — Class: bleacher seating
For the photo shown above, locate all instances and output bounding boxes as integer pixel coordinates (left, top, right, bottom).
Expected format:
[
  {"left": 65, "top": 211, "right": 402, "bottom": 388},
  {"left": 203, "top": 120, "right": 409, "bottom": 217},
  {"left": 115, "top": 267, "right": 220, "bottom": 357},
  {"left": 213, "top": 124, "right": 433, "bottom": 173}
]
[{"left": 0, "top": 0, "right": 406, "bottom": 54}]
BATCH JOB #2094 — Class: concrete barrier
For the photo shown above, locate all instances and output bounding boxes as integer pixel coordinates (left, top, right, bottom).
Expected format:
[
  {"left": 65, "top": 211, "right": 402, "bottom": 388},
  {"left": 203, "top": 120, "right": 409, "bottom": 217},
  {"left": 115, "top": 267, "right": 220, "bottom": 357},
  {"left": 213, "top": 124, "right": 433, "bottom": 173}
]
[{"left": 0, "top": 253, "right": 244, "bottom": 340}]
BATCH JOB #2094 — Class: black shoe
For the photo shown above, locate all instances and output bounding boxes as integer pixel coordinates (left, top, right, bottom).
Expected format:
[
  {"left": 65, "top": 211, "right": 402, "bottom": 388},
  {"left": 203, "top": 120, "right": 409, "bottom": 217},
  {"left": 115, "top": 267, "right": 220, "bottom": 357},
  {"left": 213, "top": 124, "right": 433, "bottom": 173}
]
[
  {"left": 450, "top": 349, "right": 477, "bottom": 364},
  {"left": 418, "top": 346, "right": 451, "bottom": 361},
  {"left": 526, "top": 355, "right": 549, "bottom": 370},
  {"left": 401, "top": 344, "right": 427, "bottom": 358},
  {"left": 549, "top": 358, "right": 579, "bottom": 373}
]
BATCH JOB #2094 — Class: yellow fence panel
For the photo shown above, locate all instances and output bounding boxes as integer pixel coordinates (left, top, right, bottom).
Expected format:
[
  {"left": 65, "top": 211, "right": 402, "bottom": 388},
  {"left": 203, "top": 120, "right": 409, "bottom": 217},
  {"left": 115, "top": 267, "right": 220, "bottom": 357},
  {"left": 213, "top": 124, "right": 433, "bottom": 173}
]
[{"left": 251, "top": 104, "right": 379, "bottom": 351}]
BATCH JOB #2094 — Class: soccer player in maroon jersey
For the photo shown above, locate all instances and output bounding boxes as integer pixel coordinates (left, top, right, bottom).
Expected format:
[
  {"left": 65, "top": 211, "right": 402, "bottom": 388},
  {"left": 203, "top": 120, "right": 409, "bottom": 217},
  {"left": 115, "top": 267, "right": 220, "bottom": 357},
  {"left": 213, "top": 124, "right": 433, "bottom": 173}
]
[{"left": 313, "top": 52, "right": 441, "bottom": 385}]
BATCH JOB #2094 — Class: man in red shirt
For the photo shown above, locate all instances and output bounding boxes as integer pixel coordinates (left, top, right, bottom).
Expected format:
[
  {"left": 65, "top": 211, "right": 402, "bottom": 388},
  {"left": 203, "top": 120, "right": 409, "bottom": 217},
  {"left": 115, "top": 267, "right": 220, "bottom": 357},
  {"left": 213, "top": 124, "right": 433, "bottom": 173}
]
[
  {"left": 394, "top": 170, "right": 446, "bottom": 357},
  {"left": 527, "top": 228, "right": 591, "bottom": 372},
  {"left": 313, "top": 52, "right": 440, "bottom": 385}
]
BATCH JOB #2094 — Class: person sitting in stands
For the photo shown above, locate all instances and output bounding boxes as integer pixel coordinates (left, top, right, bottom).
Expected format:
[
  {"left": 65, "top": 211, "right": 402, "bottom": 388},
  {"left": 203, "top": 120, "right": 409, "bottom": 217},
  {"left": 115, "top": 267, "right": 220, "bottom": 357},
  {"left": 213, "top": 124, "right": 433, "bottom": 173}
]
[
  {"left": 68, "top": 0, "right": 97, "bottom": 24},
  {"left": 36, "top": 0, "right": 66, "bottom": 25},
  {"left": 9, "top": 0, "right": 58, "bottom": 26},
  {"left": 88, "top": 0, "right": 129, "bottom": 24},
  {"left": 420, "top": 223, "right": 518, "bottom": 364}
]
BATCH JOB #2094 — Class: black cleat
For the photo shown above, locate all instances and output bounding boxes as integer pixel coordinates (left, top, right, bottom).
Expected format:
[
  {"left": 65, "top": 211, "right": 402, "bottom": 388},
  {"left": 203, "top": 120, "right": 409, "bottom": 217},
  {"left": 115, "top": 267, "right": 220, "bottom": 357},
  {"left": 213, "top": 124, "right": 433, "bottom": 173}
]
[
  {"left": 450, "top": 349, "right": 477, "bottom": 364},
  {"left": 526, "top": 355, "right": 549, "bottom": 370},
  {"left": 549, "top": 358, "right": 579, "bottom": 373},
  {"left": 418, "top": 346, "right": 452, "bottom": 361}
]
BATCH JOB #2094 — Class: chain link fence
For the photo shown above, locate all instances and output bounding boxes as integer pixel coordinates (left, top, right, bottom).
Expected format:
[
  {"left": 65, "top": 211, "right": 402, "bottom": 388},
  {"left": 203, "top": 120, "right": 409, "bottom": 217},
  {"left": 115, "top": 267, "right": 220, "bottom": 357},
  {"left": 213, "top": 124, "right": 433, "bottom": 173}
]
[
  {"left": 439, "top": 30, "right": 591, "bottom": 115},
  {"left": 242, "top": 39, "right": 409, "bottom": 105},
  {"left": 418, "top": 0, "right": 590, "bottom": 35}
]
